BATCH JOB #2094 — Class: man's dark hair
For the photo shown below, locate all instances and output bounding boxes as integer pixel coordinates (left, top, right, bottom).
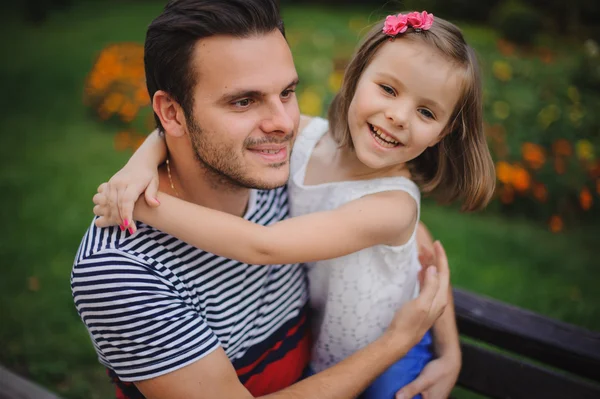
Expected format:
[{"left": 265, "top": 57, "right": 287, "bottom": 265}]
[{"left": 145, "top": 0, "right": 285, "bottom": 131}]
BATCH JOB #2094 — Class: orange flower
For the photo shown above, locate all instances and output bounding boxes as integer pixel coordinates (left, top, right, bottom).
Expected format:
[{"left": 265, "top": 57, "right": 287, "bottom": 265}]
[
  {"left": 549, "top": 215, "right": 563, "bottom": 233},
  {"left": 554, "top": 157, "right": 566, "bottom": 175},
  {"left": 588, "top": 161, "right": 600, "bottom": 179},
  {"left": 552, "top": 139, "right": 572, "bottom": 157},
  {"left": 134, "top": 87, "right": 150, "bottom": 106},
  {"left": 532, "top": 183, "right": 548, "bottom": 203},
  {"left": 538, "top": 47, "right": 554, "bottom": 64},
  {"left": 496, "top": 39, "right": 515, "bottom": 56},
  {"left": 521, "top": 143, "right": 545, "bottom": 170},
  {"left": 84, "top": 43, "right": 147, "bottom": 123},
  {"left": 511, "top": 165, "right": 531, "bottom": 192},
  {"left": 119, "top": 101, "right": 138, "bottom": 123},
  {"left": 580, "top": 187, "right": 592, "bottom": 210},
  {"left": 496, "top": 161, "right": 513, "bottom": 185},
  {"left": 114, "top": 130, "right": 133, "bottom": 151},
  {"left": 500, "top": 185, "right": 514, "bottom": 204}
]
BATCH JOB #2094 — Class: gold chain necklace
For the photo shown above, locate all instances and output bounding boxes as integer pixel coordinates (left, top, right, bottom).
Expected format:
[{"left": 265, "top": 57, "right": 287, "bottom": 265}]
[{"left": 165, "top": 158, "right": 181, "bottom": 198}]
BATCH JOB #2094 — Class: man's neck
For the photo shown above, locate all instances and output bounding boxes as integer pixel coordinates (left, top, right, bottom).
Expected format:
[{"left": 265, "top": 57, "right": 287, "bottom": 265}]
[{"left": 159, "top": 159, "right": 251, "bottom": 218}]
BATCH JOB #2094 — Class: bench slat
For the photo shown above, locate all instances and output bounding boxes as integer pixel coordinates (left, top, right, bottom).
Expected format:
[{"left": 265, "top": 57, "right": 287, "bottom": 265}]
[
  {"left": 458, "top": 342, "right": 600, "bottom": 399},
  {"left": 453, "top": 288, "right": 600, "bottom": 381},
  {"left": 0, "top": 365, "right": 61, "bottom": 399}
]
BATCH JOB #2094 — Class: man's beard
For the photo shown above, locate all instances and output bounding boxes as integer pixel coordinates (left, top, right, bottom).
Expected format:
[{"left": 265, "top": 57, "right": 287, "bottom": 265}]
[{"left": 186, "top": 115, "right": 293, "bottom": 191}]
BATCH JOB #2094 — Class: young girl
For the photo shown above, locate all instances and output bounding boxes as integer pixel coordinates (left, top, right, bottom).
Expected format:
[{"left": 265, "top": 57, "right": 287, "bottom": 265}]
[{"left": 94, "top": 11, "right": 494, "bottom": 399}]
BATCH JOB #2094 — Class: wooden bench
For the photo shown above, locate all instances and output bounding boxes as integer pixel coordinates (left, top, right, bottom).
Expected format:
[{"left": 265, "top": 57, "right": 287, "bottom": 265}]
[
  {"left": 0, "top": 365, "right": 61, "bottom": 399},
  {"left": 453, "top": 288, "right": 600, "bottom": 398}
]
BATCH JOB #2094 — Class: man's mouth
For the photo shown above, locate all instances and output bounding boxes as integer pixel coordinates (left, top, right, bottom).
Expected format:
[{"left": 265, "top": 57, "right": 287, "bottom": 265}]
[
  {"left": 247, "top": 145, "right": 288, "bottom": 163},
  {"left": 368, "top": 124, "right": 402, "bottom": 148}
]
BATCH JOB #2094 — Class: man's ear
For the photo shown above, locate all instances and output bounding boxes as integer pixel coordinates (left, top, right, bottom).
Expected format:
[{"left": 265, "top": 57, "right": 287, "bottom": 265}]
[{"left": 152, "top": 90, "right": 186, "bottom": 138}]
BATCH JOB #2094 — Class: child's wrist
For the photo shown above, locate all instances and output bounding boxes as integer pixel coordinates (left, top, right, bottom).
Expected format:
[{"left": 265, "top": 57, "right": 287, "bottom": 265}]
[{"left": 132, "top": 196, "right": 152, "bottom": 223}]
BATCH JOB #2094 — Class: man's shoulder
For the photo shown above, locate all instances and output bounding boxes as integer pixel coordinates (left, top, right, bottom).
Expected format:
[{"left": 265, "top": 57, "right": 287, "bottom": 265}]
[
  {"left": 73, "top": 218, "right": 166, "bottom": 272},
  {"left": 71, "top": 220, "right": 180, "bottom": 307}
]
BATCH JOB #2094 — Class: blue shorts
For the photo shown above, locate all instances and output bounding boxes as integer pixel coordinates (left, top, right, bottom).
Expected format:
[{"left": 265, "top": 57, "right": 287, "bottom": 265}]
[
  {"left": 361, "top": 330, "right": 434, "bottom": 399},
  {"left": 301, "top": 331, "right": 434, "bottom": 398}
]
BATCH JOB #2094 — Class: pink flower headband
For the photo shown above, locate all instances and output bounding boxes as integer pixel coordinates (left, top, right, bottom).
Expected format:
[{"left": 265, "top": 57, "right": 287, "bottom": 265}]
[{"left": 383, "top": 11, "right": 434, "bottom": 36}]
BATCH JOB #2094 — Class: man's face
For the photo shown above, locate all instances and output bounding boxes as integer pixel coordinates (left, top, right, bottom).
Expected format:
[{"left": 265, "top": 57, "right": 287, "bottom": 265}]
[{"left": 185, "top": 29, "right": 300, "bottom": 190}]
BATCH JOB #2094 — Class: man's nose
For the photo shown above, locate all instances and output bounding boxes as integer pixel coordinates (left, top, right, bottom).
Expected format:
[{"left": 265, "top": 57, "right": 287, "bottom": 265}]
[{"left": 262, "top": 99, "right": 295, "bottom": 135}]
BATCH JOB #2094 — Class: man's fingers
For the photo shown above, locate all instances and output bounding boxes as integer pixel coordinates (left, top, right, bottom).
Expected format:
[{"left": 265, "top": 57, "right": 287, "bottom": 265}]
[
  {"left": 432, "top": 241, "right": 450, "bottom": 300},
  {"left": 416, "top": 266, "right": 440, "bottom": 309},
  {"left": 419, "top": 245, "right": 434, "bottom": 266},
  {"left": 433, "top": 241, "right": 449, "bottom": 277},
  {"left": 97, "top": 182, "right": 107, "bottom": 193},
  {"left": 417, "top": 264, "right": 426, "bottom": 289},
  {"left": 395, "top": 373, "right": 431, "bottom": 399}
]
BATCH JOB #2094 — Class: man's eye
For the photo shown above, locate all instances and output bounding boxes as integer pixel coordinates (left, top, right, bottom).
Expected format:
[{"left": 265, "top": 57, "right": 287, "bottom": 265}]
[
  {"left": 379, "top": 84, "right": 395, "bottom": 96},
  {"left": 234, "top": 99, "right": 253, "bottom": 108},
  {"left": 419, "top": 108, "right": 435, "bottom": 119},
  {"left": 281, "top": 89, "right": 296, "bottom": 99}
]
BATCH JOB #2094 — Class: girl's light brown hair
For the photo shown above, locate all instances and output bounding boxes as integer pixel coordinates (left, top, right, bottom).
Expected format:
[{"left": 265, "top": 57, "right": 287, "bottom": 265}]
[{"left": 328, "top": 14, "right": 495, "bottom": 211}]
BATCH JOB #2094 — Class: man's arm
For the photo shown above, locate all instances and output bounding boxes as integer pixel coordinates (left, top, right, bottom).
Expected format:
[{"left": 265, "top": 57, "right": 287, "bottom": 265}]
[
  {"left": 395, "top": 222, "right": 461, "bottom": 399},
  {"left": 416, "top": 222, "right": 461, "bottom": 359},
  {"left": 135, "top": 241, "right": 451, "bottom": 399},
  {"left": 137, "top": 329, "right": 411, "bottom": 399}
]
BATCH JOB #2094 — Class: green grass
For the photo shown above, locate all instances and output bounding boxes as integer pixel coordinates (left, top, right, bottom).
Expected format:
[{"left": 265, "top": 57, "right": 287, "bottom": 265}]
[{"left": 0, "top": 2, "right": 597, "bottom": 398}]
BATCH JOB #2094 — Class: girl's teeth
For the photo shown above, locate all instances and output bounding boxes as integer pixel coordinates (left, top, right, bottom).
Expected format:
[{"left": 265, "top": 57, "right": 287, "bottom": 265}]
[
  {"left": 371, "top": 125, "right": 399, "bottom": 145},
  {"left": 373, "top": 134, "right": 396, "bottom": 148}
]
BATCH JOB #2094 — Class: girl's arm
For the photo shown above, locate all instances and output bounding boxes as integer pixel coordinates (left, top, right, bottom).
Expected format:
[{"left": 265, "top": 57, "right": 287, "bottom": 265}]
[
  {"left": 127, "top": 129, "right": 168, "bottom": 172},
  {"left": 133, "top": 190, "right": 418, "bottom": 265},
  {"left": 94, "top": 130, "right": 167, "bottom": 233}
]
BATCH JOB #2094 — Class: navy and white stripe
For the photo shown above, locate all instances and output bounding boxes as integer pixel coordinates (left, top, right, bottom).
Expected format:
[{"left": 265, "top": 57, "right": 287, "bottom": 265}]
[{"left": 71, "top": 187, "right": 308, "bottom": 382}]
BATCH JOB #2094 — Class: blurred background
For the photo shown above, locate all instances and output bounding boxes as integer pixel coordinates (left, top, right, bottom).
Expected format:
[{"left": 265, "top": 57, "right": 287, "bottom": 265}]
[{"left": 0, "top": 0, "right": 598, "bottom": 398}]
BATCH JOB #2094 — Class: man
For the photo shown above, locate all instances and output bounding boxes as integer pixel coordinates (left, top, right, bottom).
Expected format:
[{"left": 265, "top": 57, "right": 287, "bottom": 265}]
[{"left": 72, "top": 1, "right": 458, "bottom": 398}]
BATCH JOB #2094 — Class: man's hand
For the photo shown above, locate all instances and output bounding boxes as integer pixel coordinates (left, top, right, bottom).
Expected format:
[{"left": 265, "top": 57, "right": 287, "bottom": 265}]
[
  {"left": 395, "top": 353, "right": 461, "bottom": 399},
  {"left": 386, "top": 241, "right": 450, "bottom": 350},
  {"left": 399, "top": 222, "right": 462, "bottom": 399}
]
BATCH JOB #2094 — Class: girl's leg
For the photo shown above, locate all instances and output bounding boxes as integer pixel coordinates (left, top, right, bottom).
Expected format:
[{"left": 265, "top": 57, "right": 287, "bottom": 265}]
[{"left": 361, "top": 331, "right": 434, "bottom": 399}]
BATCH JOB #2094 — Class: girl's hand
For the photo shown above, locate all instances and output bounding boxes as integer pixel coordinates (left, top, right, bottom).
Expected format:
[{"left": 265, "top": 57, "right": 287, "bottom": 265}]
[{"left": 92, "top": 162, "right": 161, "bottom": 233}]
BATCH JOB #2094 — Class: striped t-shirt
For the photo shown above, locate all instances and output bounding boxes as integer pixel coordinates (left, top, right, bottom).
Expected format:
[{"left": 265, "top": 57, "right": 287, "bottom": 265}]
[{"left": 71, "top": 187, "right": 310, "bottom": 397}]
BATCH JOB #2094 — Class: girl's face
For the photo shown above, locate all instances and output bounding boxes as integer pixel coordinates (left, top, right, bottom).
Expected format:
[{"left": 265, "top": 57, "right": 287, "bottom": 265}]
[{"left": 347, "top": 37, "right": 463, "bottom": 171}]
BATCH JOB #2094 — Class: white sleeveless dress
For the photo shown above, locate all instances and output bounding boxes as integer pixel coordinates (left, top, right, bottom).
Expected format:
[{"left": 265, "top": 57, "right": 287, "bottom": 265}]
[{"left": 288, "top": 117, "right": 423, "bottom": 372}]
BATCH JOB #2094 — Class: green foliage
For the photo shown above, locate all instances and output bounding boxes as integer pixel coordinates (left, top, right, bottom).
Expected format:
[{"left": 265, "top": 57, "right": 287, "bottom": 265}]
[
  {"left": 491, "top": 0, "right": 542, "bottom": 45},
  {"left": 402, "top": 0, "right": 502, "bottom": 22},
  {"left": 482, "top": 36, "right": 600, "bottom": 227}
]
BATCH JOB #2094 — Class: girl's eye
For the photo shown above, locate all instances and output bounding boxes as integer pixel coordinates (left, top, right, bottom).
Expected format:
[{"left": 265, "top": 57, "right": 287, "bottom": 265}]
[
  {"left": 419, "top": 108, "right": 435, "bottom": 119},
  {"left": 379, "top": 84, "right": 396, "bottom": 96},
  {"left": 234, "top": 98, "right": 253, "bottom": 108}
]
